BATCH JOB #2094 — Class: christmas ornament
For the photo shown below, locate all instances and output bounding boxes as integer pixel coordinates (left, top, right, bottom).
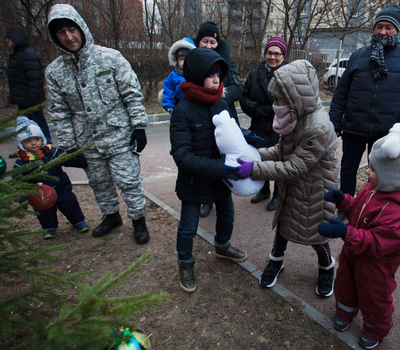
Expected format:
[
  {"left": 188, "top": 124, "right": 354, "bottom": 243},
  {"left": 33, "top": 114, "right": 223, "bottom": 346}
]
[
  {"left": 0, "top": 155, "right": 6, "bottom": 177},
  {"left": 110, "top": 328, "right": 151, "bottom": 350},
  {"left": 27, "top": 183, "right": 57, "bottom": 210}
]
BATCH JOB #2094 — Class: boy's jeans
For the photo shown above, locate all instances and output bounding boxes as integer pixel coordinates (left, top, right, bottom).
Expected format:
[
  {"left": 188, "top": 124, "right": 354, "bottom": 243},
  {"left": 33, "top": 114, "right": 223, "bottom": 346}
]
[{"left": 177, "top": 194, "right": 234, "bottom": 262}]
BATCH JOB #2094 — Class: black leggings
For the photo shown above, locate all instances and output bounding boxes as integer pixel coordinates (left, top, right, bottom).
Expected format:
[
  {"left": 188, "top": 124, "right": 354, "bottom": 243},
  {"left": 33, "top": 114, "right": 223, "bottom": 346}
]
[{"left": 271, "top": 225, "right": 333, "bottom": 268}]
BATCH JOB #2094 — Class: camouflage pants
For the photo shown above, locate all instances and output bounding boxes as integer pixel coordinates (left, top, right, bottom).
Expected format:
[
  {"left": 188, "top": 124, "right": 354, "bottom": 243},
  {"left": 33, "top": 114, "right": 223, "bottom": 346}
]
[{"left": 84, "top": 151, "right": 146, "bottom": 220}]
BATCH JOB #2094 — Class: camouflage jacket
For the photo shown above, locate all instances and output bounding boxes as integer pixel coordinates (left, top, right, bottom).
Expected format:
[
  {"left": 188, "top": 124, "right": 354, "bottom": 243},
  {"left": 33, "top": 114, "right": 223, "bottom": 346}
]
[{"left": 45, "top": 4, "right": 147, "bottom": 158}]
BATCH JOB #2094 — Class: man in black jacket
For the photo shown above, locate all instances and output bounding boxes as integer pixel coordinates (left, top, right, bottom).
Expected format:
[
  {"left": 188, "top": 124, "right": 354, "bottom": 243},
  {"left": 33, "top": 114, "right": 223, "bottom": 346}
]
[
  {"left": 6, "top": 26, "right": 51, "bottom": 158},
  {"left": 329, "top": 4, "right": 400, "bottom": 221}
]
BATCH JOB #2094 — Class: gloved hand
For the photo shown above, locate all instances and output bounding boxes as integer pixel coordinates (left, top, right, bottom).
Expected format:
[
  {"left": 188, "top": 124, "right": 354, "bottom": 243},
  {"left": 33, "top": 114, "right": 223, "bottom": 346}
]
[
  {"left": 166, "top": 108, "right": 173, "bottom": 115},
  {"left": 335, "top": 128, "right": 342, "bottom": 137},
  {"left": 324, "top": 189, "right": 345, "bottom": 204},
  {"left": 65, "top": 148, "right": 88, "bottom": 169},
  {"left": 130, "top": 129, "right": 147, "bottom": 152},
  {"left": 237, "top": 158, "right": 253, "bottom": 179},
  {"left": 244, "top": 131, "right": 265, "bottom": 146},
  {"left": 318, "top": 218, "right": 348, "bottom": 238},
  {"left": 223, "top": 165, "right": 241, "bottom": 187}
]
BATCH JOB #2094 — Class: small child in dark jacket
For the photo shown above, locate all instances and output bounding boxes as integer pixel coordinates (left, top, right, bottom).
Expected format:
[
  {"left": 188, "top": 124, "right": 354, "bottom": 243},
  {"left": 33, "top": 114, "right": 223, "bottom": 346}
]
[
  {"left": 162, "top": 37, "right": 195, "bottom": 114},
  {"left": 169, "top": 48, "right": 247, "bottom": 293},
  {"left": 318, "top": 123, "right": 400, "bottom": 349},
  {"left": 13, "top": 116, "right": 88, "bottom": 239}
]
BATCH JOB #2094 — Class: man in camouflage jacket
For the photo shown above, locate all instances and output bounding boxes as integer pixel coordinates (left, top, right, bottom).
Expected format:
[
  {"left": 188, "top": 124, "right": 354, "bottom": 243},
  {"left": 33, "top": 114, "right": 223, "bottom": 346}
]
[{"left": 45, "top": 4, "right": 150, "bottom": 244}]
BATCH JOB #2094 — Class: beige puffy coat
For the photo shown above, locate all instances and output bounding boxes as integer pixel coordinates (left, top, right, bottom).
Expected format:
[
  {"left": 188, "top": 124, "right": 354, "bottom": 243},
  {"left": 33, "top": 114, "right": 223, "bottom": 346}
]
[{"left": 251, "top": 60, "right": 339, "bottom": 245}]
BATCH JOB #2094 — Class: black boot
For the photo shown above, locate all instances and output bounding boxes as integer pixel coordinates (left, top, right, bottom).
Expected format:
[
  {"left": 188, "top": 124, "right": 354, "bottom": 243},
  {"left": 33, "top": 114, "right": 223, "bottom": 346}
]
[
  {"left": 251, "top": 182, "right": 271, "bottom": 204},
  {"left": 179, "top": 261, "right": 196, "bottom": 292},
  {"left": 92, "top": 212, "right": 123, "bottom": 237},
  {"left": 199, "top": 203, "right": 213, "bottom": 218},
  {"left": 266, "top": 196, "right": 278, "bottom": 211},
  {"left": 132, "top": 217, "right": 150, "bottom": 245},
  {"left": 316, "top": 257, "right": 335, "bottom": 297}
]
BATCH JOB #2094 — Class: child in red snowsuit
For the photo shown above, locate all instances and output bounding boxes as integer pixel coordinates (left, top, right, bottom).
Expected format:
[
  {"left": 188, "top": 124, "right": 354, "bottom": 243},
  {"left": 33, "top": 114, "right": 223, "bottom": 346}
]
[{"left": 318, "top": 123, "right": 400, "bottom": 349}]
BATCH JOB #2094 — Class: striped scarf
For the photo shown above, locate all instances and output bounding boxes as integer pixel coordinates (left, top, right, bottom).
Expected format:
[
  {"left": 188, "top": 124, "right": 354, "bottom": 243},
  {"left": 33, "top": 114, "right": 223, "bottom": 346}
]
[
  {"left": 370, "top": 33, "right": 399, "bottom": 80},
  {"left": 16, "top": 144, "right": 52, "bottom": 162}
]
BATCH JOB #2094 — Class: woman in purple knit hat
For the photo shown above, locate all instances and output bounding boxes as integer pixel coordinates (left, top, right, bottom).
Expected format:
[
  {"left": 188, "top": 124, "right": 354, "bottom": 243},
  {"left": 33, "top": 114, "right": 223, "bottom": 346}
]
[{"left": 239, "top": 36, "right": 287, "bottom": 211}]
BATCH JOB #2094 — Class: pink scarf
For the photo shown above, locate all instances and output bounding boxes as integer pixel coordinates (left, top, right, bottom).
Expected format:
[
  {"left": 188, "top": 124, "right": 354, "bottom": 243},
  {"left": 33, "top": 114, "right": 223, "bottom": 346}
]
[{"left": 272, "top": 105, "right": 297, "bottom": 135}]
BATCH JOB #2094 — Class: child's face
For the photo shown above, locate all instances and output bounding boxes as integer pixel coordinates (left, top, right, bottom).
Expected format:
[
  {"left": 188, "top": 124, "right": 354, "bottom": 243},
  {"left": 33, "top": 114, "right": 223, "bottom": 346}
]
[
  {"left": 367, "top": 164, "right": 378, "bottom": 188},
  {"left": 273, "top": 98, "right": 288, "bottom": 106},
  {"left": 177, "top": 56, "right": 185, "bottom": 70},
  {"left": 204, "top": 73, "right": 220, "bottom": 89},
  {"left": 22, "top": 137, "right": 43, "bottom": 152}
]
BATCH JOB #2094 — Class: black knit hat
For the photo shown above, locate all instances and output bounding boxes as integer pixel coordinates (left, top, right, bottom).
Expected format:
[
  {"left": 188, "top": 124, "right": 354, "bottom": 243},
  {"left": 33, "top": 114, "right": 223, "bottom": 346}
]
[
  {"left": 374, "top": 3, "right": 400, "bottom": 32},
  {"left": 49, "top": 18, "right": 79, "bottom": 34},
  {"left": 175, "top": 48, "right": 190, "bottom": 61},
  {"left": 196, "top": 20, "right": 220, "bottom": 44}
]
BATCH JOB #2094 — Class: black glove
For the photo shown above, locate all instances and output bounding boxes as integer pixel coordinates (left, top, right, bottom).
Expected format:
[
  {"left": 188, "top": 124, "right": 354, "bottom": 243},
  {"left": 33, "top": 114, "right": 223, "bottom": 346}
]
[
  {"left": 324, "top": 189, "right": 345, "bottom": 204},
  {"left": 64, "top": 148, "right": 88, "bottom": 169},
  {"left": 130, "top": 129, "right": 147, "bottom": 152},
  {"left": 223, "top": 165, "right": 241, "bottom": 187},
  {"left": 318, "top": 218, "right": 348, "bottom": 238},
  {"left": 244, "top": 131, "right": 265, "bottom": 146}
]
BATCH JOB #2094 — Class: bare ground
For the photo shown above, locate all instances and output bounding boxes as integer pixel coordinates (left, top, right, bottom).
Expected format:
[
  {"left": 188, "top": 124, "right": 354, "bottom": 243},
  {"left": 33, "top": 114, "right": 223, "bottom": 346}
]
[{"left": 2, "top": 183, "right": 354, "bottom": 350}]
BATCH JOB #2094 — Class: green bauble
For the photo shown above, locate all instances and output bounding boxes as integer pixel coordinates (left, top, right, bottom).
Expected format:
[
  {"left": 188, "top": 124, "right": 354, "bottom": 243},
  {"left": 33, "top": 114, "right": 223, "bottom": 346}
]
[
  {"left": 110, "top": 329, "right": 151, "bottom": 350},
  {"left": 0, "top": 155, "right": 6, "bottom": 177}
]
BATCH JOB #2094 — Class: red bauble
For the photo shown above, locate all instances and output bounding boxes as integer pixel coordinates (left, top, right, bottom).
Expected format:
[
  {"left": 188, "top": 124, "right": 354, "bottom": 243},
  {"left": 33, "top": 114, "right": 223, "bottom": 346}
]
[{"left": 27, "top": 183, "right": 57, "bottom": 210}]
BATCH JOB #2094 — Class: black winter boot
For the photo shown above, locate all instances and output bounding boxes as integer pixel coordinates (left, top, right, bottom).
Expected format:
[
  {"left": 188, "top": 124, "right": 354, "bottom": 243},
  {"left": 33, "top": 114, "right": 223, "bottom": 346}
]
[
  {"left": 179, "top": 261, "right": 196, "bottom": 292},
  {"left": 316, "top": 257, "right": 335, "bottom": 297},
  {"left": 200, "top": 203, "right": 213, "bottom": 218},
  {"left": 92, "top": 212, "right": 123, "bottom": 237},
  {"left": 132, "top": 217, "right": 150, "bottom": 245}
]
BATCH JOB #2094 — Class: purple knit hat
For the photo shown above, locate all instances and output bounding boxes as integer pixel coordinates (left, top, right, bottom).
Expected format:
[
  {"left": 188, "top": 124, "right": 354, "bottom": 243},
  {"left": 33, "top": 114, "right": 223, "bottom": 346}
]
[{"left": 264, "top": 37, "right": 287, "bottom": 57}]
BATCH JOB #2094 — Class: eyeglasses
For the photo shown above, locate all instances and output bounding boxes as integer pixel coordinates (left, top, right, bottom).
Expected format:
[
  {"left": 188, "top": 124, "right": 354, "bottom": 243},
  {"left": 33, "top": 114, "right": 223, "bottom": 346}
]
[{"left": 266, "top": 51, "right": 283, "bottom": 58}]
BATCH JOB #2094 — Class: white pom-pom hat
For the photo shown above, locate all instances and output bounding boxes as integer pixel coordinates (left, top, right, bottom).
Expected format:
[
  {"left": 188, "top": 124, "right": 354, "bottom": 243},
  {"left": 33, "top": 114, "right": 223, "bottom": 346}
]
[
  {"left": 369, "top": 123, "right": 400, "bottom": 192},
  {"left": 14, "top": 116, "right": 47, "bottom": 151}
]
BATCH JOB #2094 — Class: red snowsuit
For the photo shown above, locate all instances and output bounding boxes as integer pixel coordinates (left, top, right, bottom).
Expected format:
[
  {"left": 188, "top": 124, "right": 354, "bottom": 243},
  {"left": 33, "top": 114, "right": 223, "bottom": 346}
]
[{"left": 334, "top": 182, "right": 400, "bottom": 340}]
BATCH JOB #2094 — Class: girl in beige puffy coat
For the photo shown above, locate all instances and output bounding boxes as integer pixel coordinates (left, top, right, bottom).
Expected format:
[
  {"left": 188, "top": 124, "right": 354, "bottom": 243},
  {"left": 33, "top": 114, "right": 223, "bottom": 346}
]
[{"left": 238, "top": 60, "right": 340, "bottom": 297}]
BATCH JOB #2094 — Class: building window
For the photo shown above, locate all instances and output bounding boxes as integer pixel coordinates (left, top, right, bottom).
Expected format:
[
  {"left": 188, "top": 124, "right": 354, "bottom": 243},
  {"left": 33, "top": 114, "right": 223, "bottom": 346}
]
[
  {"left": 207, "top": 4, "right": 211, "bottom": 13},
  {"left": 220, "top": 5, "right": 226, "bottom": 14},
  {"left": 267, "top": 20, "right": 273, "bottom": 29},
  {"left": 270, "top": 6, "right": 273, "bottom": 14},
  {"left": 334, "top": 7, "right": 340, "bottom": 16}
]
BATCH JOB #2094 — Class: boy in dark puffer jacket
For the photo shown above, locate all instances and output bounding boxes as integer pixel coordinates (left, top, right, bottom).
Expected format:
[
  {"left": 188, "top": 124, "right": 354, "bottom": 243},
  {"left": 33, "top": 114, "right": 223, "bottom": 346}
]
[
  {"left": 169, "top": 48, "right": 247, "bottom": 293},
  {"left": 13, "top": 116, "right": 88, "bottom": 239}
]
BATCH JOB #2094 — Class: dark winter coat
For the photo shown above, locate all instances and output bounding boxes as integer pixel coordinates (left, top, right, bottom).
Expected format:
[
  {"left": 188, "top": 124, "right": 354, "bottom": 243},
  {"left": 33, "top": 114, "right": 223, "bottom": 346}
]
[
  {"left": 6, "top": 27, "right": 45, "bottom": 110},
  {"left": 329, "top": 44, "right": 400, "bottom": 138},
  {"left": 170, "top": 49, "right": 232, "bottom": 204},
  {"left": 195, "top": 39, "right": 243, "bottom": 123},
  {"left": 13, "top": 146, "right": 84, "bottom": 229},
  {"left": 240, "top": 61, "right": 285, "bottom": 147}
]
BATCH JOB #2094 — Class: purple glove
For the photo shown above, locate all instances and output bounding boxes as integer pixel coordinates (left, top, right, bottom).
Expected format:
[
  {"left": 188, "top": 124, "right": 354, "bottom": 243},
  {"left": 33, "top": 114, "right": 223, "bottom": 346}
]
[
  {"left": 237, "top": 158, "right": 253, "bottom": 179},
  {"left": 318, "top": 218, "right": 348, "bottom": 238}
]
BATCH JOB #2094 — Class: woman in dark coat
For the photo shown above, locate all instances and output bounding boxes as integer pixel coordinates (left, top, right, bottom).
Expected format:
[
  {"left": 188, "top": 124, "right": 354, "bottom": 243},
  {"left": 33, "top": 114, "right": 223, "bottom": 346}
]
[{"left": 239, "top": 37, "right": 287, "bottom": 211}]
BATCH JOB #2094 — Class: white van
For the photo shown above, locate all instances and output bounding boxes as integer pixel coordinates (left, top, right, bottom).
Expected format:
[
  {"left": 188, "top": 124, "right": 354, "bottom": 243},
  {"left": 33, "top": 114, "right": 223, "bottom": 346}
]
[{"left": 322, "top": 58, "right": 349, "bottom": 92}]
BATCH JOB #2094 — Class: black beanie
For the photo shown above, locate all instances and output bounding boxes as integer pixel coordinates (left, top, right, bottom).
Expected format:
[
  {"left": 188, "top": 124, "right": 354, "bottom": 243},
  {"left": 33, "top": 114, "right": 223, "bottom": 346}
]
[
  {"left": 374, "top": 3, "right": 400, "bottom": 32},
  {"left": 175, "top": 48, "right": 190, "bottom": 61},
  {"left": 196, "top": 20, "right": 220, "bottom": 44},
  {"left": 49, "top": 18, "right": 79, "bottom": 34}
]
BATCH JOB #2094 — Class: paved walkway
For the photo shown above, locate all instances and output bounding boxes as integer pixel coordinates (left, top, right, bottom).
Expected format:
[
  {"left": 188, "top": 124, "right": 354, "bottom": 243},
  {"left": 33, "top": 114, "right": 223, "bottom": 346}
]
[{"left": 1, "top": 110, "right": 396, "bottom": 350}]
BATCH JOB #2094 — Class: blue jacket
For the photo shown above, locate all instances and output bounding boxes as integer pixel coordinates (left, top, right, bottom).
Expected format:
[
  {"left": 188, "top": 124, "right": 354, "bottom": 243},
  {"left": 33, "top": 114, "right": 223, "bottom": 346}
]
[
  {"left": 329, "top": 44, "right": 400, "bottom": 137},
  {"left": 162, "top": 70, "right": 185, "bottom": 110}
]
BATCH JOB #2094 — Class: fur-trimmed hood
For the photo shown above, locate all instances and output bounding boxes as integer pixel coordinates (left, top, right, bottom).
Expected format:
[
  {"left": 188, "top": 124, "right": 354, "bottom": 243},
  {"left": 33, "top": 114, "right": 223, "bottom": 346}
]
[{"left": 168, "top": 37, "right": 196, "bottom": 66}]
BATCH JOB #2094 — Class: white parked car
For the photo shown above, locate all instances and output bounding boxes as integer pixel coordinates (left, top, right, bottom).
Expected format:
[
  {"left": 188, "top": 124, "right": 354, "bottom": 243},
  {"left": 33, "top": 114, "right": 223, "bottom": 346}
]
[{"left": 322, "top": 58, "right": 349, "bottom": 92}]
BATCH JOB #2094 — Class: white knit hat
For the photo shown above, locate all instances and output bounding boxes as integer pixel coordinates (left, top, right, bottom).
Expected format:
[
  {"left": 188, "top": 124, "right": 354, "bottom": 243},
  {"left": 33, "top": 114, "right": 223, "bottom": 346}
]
[
  {"left": 14, "top": 116, "right": 47, "bottom": 151},
  {"left": 369, "top": 123, "right": 400, "bottom": 192}
]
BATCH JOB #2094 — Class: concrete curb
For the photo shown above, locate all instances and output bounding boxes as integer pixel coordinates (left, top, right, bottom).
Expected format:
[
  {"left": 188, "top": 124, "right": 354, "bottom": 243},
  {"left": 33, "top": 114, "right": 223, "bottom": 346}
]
[{"left": 0, "top": 104, "right": 332, "bottom": 135}]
